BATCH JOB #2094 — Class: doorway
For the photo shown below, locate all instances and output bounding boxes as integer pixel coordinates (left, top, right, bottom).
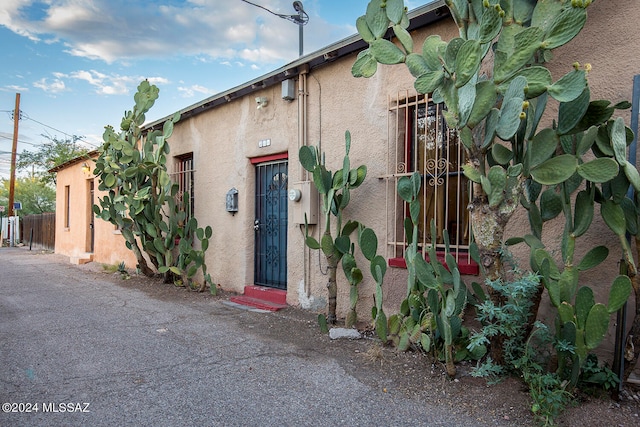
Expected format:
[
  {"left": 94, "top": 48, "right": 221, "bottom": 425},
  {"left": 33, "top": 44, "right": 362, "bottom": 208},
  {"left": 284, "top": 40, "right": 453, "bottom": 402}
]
[
  {"left": 254, "top": 160, "right": 288, "bottom": 289},
  {"left": 88, "top": 179, "right": 94, "bottom": 253}
]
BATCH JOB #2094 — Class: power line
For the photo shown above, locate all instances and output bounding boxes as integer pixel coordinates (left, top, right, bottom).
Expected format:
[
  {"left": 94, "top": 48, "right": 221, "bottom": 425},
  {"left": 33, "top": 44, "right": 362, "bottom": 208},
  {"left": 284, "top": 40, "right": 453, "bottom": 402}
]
[
  {"left": 23, "top": 113, "right": 76, "bottom": 138},
  {"left": 22, "top": 113, "right": 100, "bottom": 148},
  {"left": 4, "top": 109, "right": 99, "bottom": 148},
  {"left": 4, "top": 110, "right": 99, "bottom": 148},
  {"left": 0, "top": 151, "right": 24, "bottom": 156},
  {"left": 0, "top": 133, "right": 39, "bottom": 147}
]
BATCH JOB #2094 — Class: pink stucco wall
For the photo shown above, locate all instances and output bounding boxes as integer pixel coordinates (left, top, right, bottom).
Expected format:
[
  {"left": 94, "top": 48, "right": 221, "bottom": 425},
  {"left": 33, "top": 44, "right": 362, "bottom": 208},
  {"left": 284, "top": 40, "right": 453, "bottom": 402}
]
[{"left": 54, "top": 157, "right": 137, "bottom": 269}]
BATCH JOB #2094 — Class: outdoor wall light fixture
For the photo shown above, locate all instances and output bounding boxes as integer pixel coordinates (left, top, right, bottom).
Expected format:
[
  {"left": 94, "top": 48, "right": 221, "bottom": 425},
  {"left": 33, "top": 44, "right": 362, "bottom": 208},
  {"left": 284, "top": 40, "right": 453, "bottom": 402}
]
[
  {"left": 255, "top": 96, "right": 268, "bottom": 109},
  {"left": 226, "top": 188, "right": 238, "bottom": 214},
  {"left": 81, "top": 162, "right": 90, "bottom": 174}
]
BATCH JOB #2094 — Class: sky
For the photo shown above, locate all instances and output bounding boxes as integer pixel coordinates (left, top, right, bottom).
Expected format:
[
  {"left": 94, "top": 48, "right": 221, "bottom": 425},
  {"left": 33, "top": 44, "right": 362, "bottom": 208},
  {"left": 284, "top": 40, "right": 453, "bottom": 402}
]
[{"left": 0, "top": 0, "right": 426, "bottom": 179}]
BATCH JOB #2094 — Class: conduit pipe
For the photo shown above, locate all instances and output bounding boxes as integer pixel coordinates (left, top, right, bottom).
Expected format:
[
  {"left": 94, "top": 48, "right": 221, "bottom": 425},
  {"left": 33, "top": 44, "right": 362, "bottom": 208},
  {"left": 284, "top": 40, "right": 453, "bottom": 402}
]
[{"left": 297, "top": 65, "right": 312, "bottom": 298}]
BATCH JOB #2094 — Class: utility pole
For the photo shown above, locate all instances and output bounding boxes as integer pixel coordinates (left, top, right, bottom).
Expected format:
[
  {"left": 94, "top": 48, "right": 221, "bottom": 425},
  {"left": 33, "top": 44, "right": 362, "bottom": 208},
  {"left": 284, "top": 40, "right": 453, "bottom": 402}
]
[{"left": 8, "top": 93, "right": 20, "bottom": 246}]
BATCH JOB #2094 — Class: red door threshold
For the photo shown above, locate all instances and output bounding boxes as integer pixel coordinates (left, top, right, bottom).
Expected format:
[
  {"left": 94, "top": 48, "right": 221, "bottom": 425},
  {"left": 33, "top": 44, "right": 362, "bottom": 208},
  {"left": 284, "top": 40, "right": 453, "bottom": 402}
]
[{"left": 229, "top": 285, "right": 287, "bottom": 312}]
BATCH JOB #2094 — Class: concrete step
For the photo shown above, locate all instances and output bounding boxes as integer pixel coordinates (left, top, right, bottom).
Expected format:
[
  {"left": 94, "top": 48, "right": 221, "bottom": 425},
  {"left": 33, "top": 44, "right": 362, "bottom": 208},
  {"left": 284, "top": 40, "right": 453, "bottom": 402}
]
[
  {"left": 243, "top": 285, "right": 287, "bottom": 304},
  {"left": 229, "top": 285, "right": 287, "bottom": 311},
  {"left": 228, "top": 296, "right": 287, "bottom": 312},
  {"left": 70, "top": 253, "right": 93, "bottom": 265}
]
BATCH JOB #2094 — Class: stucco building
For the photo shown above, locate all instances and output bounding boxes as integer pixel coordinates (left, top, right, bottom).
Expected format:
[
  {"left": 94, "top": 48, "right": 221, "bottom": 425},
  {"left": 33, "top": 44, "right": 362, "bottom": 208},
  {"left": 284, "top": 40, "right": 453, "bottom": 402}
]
[
  {"left": 52, "top": 1, "right": 640, "bottom": 371},
  {"left": 51, "top": 152, "right": 138, "bottom": 267}
]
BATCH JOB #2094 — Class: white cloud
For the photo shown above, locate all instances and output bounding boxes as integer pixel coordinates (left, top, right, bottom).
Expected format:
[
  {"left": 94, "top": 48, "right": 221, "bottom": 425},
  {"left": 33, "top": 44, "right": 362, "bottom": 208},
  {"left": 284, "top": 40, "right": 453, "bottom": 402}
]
[
  {"left": 32, "top": 69, "right": 169, "bottom": 96},
  {"left": 0, "top": 0, "right": 42, "bottom": 42},
  {"left": 177, "top": 84, "right": 214, "bottom": 98},
  {"left": 3, "top": 84, "right": 29, "bottom": 92},
  {"left": 147, "top": 77, "right": 169, "bottom": 86},
  {"left": 67, "top": 70, "right": 105, "bottom": 86},
  {"left": 33, "top": 77, "right": 66, "bottom": 93},
  {"left": 65, "top": 70, "right": 130, "bottom": 95},
  {"left": 0, "top": 0, "right": 356, "bottom": 66}
]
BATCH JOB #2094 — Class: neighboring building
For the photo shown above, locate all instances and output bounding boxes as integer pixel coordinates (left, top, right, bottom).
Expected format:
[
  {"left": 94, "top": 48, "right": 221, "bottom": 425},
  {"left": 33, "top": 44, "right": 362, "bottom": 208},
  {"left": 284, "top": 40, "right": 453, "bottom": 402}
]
[
  {"left": 51, "top": 1, "right": 640, "bottom": 367},
  {"left": 50, "top": 152, "right": 138, "bottom": 267}
]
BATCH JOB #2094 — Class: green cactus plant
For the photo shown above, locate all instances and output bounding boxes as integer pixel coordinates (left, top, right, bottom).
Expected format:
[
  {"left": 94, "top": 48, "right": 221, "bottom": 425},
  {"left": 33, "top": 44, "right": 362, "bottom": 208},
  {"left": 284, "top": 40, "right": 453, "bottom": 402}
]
[
  {"left": 93, "top": 80, "right": 214, "bottom": 293},
  {"left": 354, "top": 0, "right": 636, "bottom": 374},
  {"left": 173, "top": 206, "right": 214, "bottom": 292},
  {"left": 358, "top": 225, "right": 389, "bottom": 341},
  {"left": 544, "top": 270, "right": 631, "bottom": 386},
  {"left": 389, "top": 172, "right": 469, "bottom": 377},
  {"left": 518, "top": 140, "right": 633, "bottom": 385},
  {"left": 300, "top": 131, "right": 387, "bottom": 329}
]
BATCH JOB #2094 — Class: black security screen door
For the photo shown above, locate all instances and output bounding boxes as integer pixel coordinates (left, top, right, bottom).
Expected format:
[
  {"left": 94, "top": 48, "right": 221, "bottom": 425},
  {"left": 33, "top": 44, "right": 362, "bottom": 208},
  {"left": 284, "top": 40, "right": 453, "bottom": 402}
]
[{"left": 254, "top": 161, "right": 288, "bottom": 289}]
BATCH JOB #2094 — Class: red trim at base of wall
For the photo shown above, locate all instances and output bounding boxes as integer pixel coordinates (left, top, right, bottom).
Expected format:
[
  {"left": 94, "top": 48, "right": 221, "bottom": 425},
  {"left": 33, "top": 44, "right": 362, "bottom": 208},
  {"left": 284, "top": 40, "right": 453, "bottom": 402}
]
[
  {"left": 388, "top": 252, "right": 480, "bottom": 276},
  {"left": 250, "top": 152, "right": 288, "bottom": 164}
]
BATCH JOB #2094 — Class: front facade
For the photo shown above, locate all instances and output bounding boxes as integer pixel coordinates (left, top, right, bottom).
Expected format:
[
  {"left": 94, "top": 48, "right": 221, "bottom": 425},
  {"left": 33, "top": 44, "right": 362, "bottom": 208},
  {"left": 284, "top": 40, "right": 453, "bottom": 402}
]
[
  {"left": 51, "top": 153, "right": 138, "bottom": 267},
  {"left": 53, "top": 1, "right": 640, "bottom": 364},
  {"left": 160, "top": 3, "right": 467, "bottom": 318}
]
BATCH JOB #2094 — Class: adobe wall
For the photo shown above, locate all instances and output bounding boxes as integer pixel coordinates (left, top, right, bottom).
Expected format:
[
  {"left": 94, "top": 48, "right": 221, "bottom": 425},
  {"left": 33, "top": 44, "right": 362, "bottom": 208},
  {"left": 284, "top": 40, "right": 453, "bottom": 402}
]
[
  {"left": 296, "top": 0, "right": 640, "bottom": 366},
  {"left": 54, "top": 160, "right": 137, "bottom": 269},
  {"left": 161, "top": 14, "right": 461, "bottom": 321},
  {"left": 504, "top": 0, "right": 640, "bottom": 364},
  {"left": 168, "top": 82, "right": 299, "bottom": 294},
  {"left": 291, "top": 18, "right": 460, "bottom": 321},
  {"left": 165, "top": 1, "right": 639, "bottom": 369}
]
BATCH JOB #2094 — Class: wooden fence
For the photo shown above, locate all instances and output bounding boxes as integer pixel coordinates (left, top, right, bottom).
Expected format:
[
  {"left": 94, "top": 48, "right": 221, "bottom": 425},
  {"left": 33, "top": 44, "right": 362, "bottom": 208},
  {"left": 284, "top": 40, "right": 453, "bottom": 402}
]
[{"left": 21, "top": 213, "right": 56, "bottom": 251}]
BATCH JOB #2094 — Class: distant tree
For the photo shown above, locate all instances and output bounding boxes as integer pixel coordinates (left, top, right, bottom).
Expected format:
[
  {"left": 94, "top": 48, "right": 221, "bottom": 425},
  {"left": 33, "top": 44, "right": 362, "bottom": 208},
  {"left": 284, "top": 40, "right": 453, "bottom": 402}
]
[
  {"left": 0, "top": 177, "right": 55, "bottom": 215},
  {"left": 17, "top": 134, "right": 90, "bottom": 185}
]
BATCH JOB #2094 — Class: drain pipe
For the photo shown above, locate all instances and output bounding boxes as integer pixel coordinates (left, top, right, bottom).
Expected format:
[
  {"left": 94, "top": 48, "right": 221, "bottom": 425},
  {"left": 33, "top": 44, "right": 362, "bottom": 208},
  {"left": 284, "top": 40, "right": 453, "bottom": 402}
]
[
  {"left": 298, "top": 65, "right": 309, "bottom": 181},
  {"left": 297, "top": 64, "right": 312, "bottom": 298}
]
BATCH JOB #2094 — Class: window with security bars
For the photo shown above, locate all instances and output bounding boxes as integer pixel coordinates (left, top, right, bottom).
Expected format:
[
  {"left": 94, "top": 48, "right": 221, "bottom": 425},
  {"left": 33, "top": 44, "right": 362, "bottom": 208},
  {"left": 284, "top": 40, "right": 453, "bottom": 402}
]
[
  {"left": 172, "top": 153, "right": 195, "bottom": 220},
  {"left": 385, "top": 90, "right": 476, "bottom": 272}
]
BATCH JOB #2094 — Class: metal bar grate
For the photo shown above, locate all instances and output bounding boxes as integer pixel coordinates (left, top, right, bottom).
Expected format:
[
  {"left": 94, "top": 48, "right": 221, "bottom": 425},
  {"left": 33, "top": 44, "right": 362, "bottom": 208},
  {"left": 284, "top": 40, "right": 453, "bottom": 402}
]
[
  {"left": 386, "top": 89, "right": 472, "bottom": 264},
  {"left": 170, "top": 154, "right": 195, "bottom": 219}
]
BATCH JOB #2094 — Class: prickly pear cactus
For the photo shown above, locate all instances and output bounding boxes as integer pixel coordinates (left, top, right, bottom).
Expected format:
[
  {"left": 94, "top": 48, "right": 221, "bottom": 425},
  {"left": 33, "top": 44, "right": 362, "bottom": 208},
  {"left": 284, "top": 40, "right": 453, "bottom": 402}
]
[
  {"left": 353, "top": 0, "right": 610, "bottom": 279},
  {"left": 94, "top": 80, "right": 214, "bottom": 293},
  {"left": 546, "top": 270, "right": 631, "bottom": 386},
  {"left": 390, "top": 171, "right": 468, "bottom": 377},
  {"left": 300, "top": 131, "right": 380, "bottom": 328},
  {"left": 354, "top": 0, "right": 637, "bottom": 371}
]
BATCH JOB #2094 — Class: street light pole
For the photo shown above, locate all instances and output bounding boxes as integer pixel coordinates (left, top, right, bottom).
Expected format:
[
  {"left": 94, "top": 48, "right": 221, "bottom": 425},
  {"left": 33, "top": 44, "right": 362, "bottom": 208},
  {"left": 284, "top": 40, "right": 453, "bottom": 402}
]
[
  {"left": 241, "top": 1, "right": 309, "bottom": 57},
  {"left": 293, "top": 1, "right": 306, "bottom": 56}
]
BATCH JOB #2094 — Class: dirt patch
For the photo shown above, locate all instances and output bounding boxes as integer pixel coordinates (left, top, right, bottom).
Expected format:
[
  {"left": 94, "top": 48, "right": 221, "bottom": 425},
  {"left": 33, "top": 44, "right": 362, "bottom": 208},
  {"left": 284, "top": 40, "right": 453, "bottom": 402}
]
[{"left": 76, "top": 259, "right": 640, "bottom": 426}]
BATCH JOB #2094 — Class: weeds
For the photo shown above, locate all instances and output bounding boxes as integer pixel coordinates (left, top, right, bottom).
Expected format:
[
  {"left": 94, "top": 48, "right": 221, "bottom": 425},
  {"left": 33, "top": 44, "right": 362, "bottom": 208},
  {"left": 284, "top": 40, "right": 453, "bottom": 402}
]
[{"left": 364, "top": 343, "right": 387, "bottom": 366}]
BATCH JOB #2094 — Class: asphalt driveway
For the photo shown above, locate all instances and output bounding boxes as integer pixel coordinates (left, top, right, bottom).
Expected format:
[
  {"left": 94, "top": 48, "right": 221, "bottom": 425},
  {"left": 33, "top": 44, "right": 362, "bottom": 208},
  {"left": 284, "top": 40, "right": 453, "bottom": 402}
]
[{"left": 0, "top": 247, "right": 505, "bottom": 426}]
